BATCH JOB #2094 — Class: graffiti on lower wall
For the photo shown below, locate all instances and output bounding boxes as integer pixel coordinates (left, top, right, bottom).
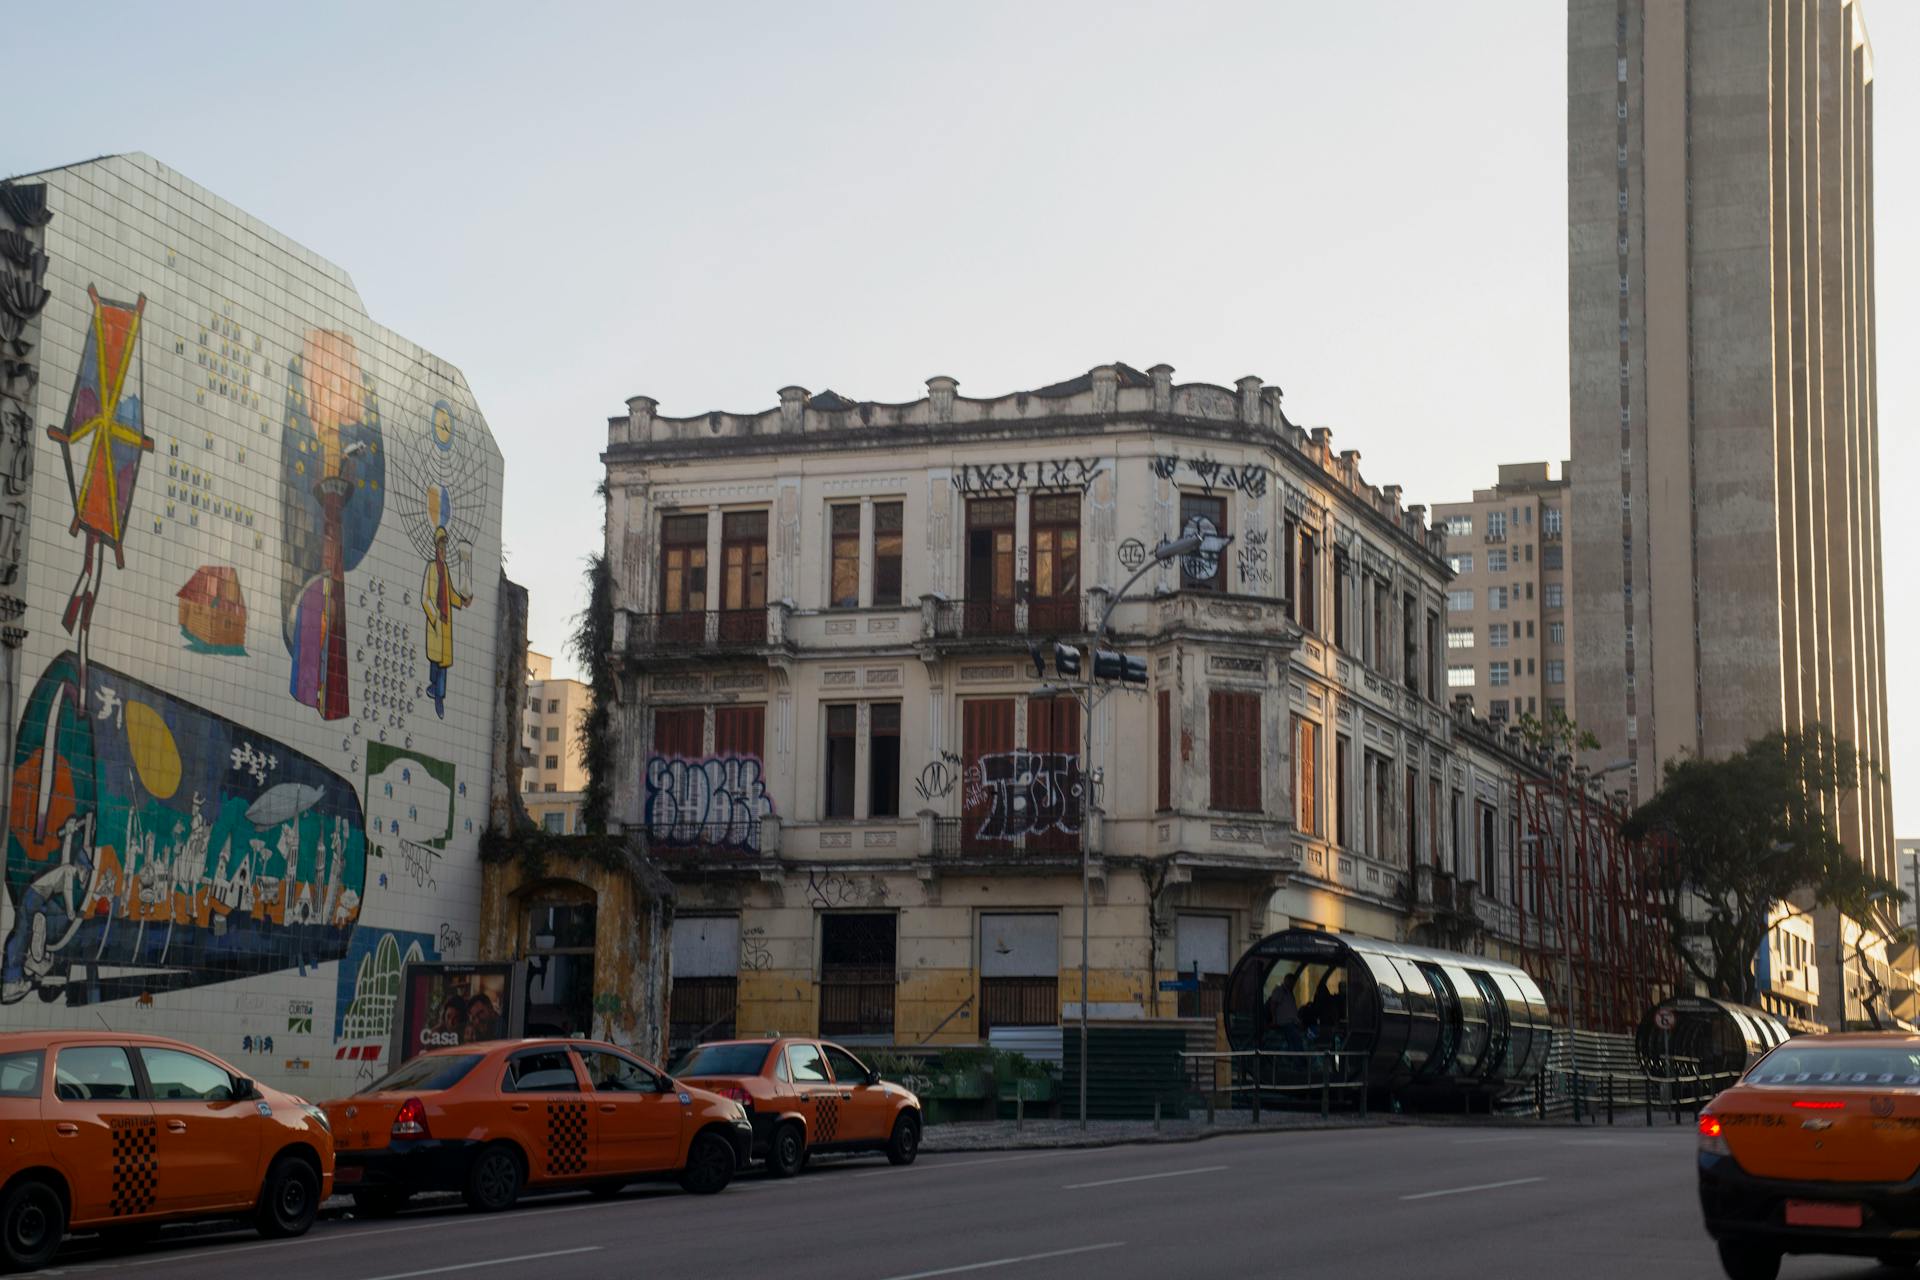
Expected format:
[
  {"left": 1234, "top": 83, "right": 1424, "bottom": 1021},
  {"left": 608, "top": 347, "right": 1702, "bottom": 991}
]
[
  {"left": 973, "top": 751, "right": 1083, "bottom": 840},
  {"left": 642, "top": 755, "right": 772, "bottom": 852},
  {"left": 3, "top": 651, "right": 367, "bottom": 1006}
]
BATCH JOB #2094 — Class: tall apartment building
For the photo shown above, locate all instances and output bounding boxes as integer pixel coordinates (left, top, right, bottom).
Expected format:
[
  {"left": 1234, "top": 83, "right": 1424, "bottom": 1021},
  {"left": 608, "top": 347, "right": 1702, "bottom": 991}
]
[
  {"left": 1432, "top": 463, "right": 1575, "bottom": 728},
  {"left": 1900, "top": 837, "right": 1920, "bottom": 934},
  {"left": 523, "top": 650, "right": 590, "bottom": 831},
  {"left": 1569, "top": 0, "right": 1892, "bottom": 1025},
  {"left": 600, "top": 364, "right": 1668, "bottom": 1053}
]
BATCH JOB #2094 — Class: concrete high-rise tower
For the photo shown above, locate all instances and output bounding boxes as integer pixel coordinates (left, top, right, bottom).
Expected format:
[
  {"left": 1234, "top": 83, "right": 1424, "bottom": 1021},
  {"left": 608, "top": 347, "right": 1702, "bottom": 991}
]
[{"left": 1569, "top": 0, "right": 1892, "bottom": 1024}]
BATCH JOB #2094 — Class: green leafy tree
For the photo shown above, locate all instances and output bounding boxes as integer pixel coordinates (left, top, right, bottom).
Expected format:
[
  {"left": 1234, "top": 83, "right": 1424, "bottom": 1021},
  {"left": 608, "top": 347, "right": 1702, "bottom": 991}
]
[
  {"left": 1513, "top": 706, "right": 1600, "bottom": 757},
  {"left": 569, "top": 539, "right": 615, "bottom": 834},
  {"left": 1621, "top": 725, "right": 1902, "bottom": 1004}
]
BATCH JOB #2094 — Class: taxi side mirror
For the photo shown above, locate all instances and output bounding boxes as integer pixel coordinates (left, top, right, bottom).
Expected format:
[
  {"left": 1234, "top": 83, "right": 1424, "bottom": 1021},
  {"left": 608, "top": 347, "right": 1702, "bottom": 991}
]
[
  {"left": 231, "top": 1076, "right": 256, "bottom": 1101},
  {"left": 867, "top": 1067, "right": 883, "bottom": 1086}
]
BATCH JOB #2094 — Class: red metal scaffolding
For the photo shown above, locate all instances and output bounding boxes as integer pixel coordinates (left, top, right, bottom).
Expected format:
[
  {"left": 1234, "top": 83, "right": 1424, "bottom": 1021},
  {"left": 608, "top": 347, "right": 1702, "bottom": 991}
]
[{"left": 1514, "top": 774, "right": 1681, "bottom": 1034}]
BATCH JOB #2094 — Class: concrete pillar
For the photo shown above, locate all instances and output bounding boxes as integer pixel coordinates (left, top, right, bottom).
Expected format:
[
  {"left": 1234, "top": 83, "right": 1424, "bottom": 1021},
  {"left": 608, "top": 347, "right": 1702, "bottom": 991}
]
[
  {"left": 778, "top": 386, "right": 808, "bottom": 433},
  {"left": 927, "top": 375, "right": 958, "bottom": 424},
  {"left": 1148, "top": 363, "right": 1174, "bottom": 414},
  {"left": 625, "top": 395, "right": 656, "bottom": 444},
  {"left": 1235, "top": 375, "right": 1262, "bottom": 425}
]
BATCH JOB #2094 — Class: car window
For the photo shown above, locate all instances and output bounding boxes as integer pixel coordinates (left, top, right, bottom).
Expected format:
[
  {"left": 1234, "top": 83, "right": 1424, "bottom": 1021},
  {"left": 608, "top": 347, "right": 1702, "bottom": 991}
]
[
  {"left": 140, "top": 1048, "right": 237, "bottom": 1101},
  {"left": 53, "top": 1046, "right": 139, "bottom": 1102},
  {"left": 0, "top": 1050, "right": 44, "bottom": 1098},
  {"left": 578, "top": 1050, "right": 662, "bottom": 1093},
  {"left": 822, "top": 1045, "right": 870, "bottom": 1084},
  {"left": 358, "top": 1054, "right": 483, "bottom": 1095},
  {"left": 505, "top": 1049, "right": 580, "bottom": 1092},
  {"left": 1747, "top": 1043, "right": 1920, "bottom": 1087},
  {"left": 787, "top": 1043, "right": 830, "bottom": 1083},
  {"left": 673, "top": 1043, "right": 773, "bottom": 1076}
]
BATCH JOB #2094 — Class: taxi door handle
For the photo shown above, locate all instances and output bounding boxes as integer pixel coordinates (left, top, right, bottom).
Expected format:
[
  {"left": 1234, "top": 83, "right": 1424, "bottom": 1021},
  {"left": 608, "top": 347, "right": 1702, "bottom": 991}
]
[
  {"left": 599, "top": 1104, "right": 618, "bottom": 1113},
  {"left": 839, "top": 1091, "right": 852, "bottom": 1100},
  {"left": 167, "top": 1120, "right": 188, "bottom": 1133},
  {"left": 511, "top": 1103, "right": 530, "bottom": 1113},
  {"left": 54, "top": 1123, "right": 78, "bottom": 1137}
]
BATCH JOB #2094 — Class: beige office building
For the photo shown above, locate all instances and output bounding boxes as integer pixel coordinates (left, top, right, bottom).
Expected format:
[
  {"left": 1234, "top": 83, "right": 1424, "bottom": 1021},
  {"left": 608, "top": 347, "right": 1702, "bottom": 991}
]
[
  {"left": 1570, "top": 0, "right": 1893, "bottom": 1023},
  {"left": 1432, "top": 464, "right": 1575, "bottom": 728},
  {"left": 524, "top": 649, "right": 591, "bottom": 832}
]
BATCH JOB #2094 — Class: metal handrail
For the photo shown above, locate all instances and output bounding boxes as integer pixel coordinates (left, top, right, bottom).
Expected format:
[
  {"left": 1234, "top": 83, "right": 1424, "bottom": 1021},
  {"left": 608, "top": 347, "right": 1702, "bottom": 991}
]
[{"left": 1178, "top": 1049, "right": 1372, "bottom": 1122}]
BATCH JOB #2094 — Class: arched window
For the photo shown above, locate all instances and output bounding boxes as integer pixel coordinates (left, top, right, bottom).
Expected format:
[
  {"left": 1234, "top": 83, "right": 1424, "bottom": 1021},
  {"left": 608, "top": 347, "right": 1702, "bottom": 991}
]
[{"left": 523, "top": 889, "right": 596, "bottom": 1038}]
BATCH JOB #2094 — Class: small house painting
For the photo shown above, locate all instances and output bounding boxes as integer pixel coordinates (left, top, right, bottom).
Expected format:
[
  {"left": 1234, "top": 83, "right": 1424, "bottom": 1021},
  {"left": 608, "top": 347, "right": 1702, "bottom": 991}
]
[{"left": 179, "top": 565, "right": 248, "bottom": 654}]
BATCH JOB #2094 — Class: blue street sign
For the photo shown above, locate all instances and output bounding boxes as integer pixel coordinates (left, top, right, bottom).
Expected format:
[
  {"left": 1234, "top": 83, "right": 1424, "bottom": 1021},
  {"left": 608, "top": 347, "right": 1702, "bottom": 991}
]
[{"left": 1159, "top": 978, "right": 1199, "bottom": 992}]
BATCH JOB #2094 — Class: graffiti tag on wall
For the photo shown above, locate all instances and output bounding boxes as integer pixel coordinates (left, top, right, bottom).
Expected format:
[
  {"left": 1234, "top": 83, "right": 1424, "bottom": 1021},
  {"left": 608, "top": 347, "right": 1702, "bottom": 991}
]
[
  {"left": 1151, "top": 452, "right": 1268, "bottom": 498},
  {"left": 951, "top": 458, "right": 1102, "bottom": 496},
  {"left": 643, "top": 756, "right": 773, "bottom": 852},
  {"left": 1237, "top": 527, "right": 1271, "bottom": 591},
  {"left": 973, "top": 751, "right": 1083, "bottom": 841}
]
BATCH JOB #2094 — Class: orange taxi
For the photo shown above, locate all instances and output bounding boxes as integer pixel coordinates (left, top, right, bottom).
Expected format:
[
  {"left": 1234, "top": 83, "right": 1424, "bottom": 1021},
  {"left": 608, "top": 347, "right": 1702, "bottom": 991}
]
[
  {"left": 321, "top": 1038, "right": 752, "bottom": 1214},
  {"left": 0, "top": 1031, "right": 333, "bottom": 1272},
  {"left": 673, "top": 1037, "right": 922, "bottom": 1177},
  {"left": 1698, "top": 1032, "right": 1920, "bottom": 1280}
]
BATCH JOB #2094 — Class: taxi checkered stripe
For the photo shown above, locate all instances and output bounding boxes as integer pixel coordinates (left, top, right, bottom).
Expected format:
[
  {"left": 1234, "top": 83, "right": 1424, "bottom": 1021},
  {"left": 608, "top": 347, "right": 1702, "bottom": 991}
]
[
  {"left": 545, "top": 1101, "right": 588, "bottom": 1176},
  {"left": 815, "top": 1097, "right": 840, "bottom": 1143},
  {"left": 109, "top": 1116, "right": 159, "bottom": 1216}
]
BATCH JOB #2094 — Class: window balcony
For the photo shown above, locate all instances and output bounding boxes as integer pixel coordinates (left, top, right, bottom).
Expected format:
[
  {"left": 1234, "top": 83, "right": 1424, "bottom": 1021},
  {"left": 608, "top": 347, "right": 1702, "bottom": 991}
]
[
  {"left": 925, "top": 815, "right": 1084, "bottom": 870},
  {"left": 924, "top": 594, "right": 1086, "bottom": 644},
  {"left": 618, "top": 604, "right": 788, "bottom": 656}
]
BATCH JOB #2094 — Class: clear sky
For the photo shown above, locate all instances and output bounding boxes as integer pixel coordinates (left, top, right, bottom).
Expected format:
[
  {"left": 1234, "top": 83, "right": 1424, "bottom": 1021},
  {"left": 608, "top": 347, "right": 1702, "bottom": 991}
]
[{"left": 11, "top": 1, "right": 1916, "bottom": 832}]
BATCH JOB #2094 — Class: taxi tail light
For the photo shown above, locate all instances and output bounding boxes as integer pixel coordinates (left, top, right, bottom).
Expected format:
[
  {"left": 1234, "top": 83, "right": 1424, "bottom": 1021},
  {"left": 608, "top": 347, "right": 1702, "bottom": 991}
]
[
  {"left": 1697, "top": 1113, "right": 1730, "bottom": 1156},
  {"left": 716, "top": 1085, "right": 752, "bottom": 1107},
  {"left": 392, "top": 1097, "right": 430, "bottom": 1138},
  {"left": 1791, "top": 1100, "right": 1844, "bottom": 1110}
]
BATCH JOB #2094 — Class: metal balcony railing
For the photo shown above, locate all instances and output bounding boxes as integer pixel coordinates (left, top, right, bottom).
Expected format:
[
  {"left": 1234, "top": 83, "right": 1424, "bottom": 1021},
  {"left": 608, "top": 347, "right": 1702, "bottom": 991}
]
[
  {"left": 929, "top": 594, "right": 1085, "bottom": 640},
  {"left": 929, "top": 817, "right": 1078, "bottom": 861},
  {"left": 625, "top": 607, "right": 772, "bottom": 652}
]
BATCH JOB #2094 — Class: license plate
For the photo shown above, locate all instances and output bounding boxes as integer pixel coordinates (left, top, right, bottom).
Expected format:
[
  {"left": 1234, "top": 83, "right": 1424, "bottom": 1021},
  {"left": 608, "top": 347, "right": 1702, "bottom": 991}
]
[
  {"left": 1786, "top": 1200, "right": 1861, "bottom": 1229},
  {"left": 333, "top": 1165, "right": 363, "bottom": 1184}
]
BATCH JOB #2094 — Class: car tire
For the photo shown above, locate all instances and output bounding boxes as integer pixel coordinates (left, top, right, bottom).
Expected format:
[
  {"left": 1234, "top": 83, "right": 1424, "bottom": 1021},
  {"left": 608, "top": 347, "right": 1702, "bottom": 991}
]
[
  {"left": 350, "top": 1190, "right": 411, "bottom": 1218},
  {"left": 463, "top": 1144, "right": 524, "bottom": 1213},
  {"left": 1876, "top": 1258, "right": 1918, "bottom": 1271},
  {"left": 678, "top": 1132, "right": 735, "bottom": 1196},
  {"left": 767, "top": 1122, "right": 806, "bottom": 1178},
  {"left": 586, "top": 1181, "right": 626, "bottom": 1200},
  {"left": 0, "top": 1178, "right": 66, "bottom": 1273},
  {"left": 885, "top": 1112, "right": 922, "bottom": 1166},
  {"left": 1715, "top": 1241, "right": 1780, "bottom": 1280},
  {"left": 254, "top": 1155, "right": 321, "bottom": 1240}
]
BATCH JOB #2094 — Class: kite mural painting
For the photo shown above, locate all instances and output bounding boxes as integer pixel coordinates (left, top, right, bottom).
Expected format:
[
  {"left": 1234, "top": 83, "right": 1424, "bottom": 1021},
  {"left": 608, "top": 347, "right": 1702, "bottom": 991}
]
[
  {"left": 281, "top": 329, "right": 385, "bottom": 721},
  {"left": 391, "top": 400, "right": 484, "bottom": 717},
  {"left": 44, "top": 286, "right": 153, "bottom": 680},
  {"left": 3, "top": 651, "right": 367, "bottom": 1005}
]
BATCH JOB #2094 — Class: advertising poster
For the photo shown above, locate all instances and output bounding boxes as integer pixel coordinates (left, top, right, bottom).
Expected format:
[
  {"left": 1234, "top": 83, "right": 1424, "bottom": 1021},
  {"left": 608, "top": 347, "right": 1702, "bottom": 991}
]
[{"left": 393, "top": 962, "right": 522, "bottom": 1064}]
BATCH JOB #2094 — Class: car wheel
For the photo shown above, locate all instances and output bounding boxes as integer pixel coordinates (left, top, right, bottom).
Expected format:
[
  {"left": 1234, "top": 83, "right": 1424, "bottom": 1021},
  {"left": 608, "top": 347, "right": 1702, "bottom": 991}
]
[
  {"left": 885, "top": 1112, "right": 922, "bottom": 1166},
  {"left": 0, "top": 1178, "right": 65, "bottom": 1272},
  {"left": 767, "top": 1122, "right": 806, "bottom": 1178},
  {"left": 463, "top": 1144, "right": 524, "bottom": 1213},
  {"left": 586, "top": 1181, "right": 627, "bottom": 1200},
  {"left": 678, "top": 1133, "right": 736, "bottom": 1195},
  {"left": 1876, "top": 1258, "right": 1918, "bottom": 1271},
  {"left": 350, "top": 1190, "right": 411, "bottom": 1218},
  {"left": 1715, "top": 1241, "right": 1780, "bottom": 1280},
  {"left": 254, "top": 1155, "right": 321, "bottom": 1239}
]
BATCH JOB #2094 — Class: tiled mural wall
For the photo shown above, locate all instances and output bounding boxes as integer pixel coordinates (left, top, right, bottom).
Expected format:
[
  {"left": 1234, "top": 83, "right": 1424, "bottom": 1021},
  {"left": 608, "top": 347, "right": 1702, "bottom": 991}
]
[{"left": 0, "top": 154, "right": 504, "bottom": 1098}]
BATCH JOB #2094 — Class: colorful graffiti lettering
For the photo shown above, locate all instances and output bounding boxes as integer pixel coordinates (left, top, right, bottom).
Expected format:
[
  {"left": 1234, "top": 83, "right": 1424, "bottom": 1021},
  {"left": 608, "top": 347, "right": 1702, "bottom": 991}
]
[
  {"left": 3, "top": 652, "right": 367, "bottom": 1006},
  {"left": 974, "top": 751, "right": 1083, "bottom": 841},
  {"left": 281, "top": 329, "right": 385, "bottom": 721},
  {"left": 391, "top": 401, "right": 485, "bottom": 718},
  {"left": 642, "top": 756, "right": 772, "bottom": 851}
]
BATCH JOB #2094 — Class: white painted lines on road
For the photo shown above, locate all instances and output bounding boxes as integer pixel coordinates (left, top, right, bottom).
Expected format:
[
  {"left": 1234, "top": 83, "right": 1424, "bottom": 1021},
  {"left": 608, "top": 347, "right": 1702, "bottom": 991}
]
[
  {"left": 1062, "top": 1165, "right": 1228, "bottom": 1190},
  {"left": 855, "top": 1149, "right": 1092, "bottom": 1178},
  {"left": 876, "top": 1241, "right": 1127, "bottom": 1280},
  {"left": 1452, "top": 1135, "right": 1537, "bottom": 1145},
  {"left": 1399, "top": 1176, "right": 1547, "bottom": 1201},
  {"left": 359, "top": 1246, "right": 601, "bottom": 1280}
]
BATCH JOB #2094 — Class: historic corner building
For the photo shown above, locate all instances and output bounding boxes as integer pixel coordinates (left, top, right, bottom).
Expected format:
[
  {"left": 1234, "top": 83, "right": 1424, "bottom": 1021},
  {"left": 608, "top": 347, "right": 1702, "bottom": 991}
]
[
  {"left": 599, "top": 363, "right": 1649, "bottom": 1052},
  {"left": 1569, "top": 0, "right": 1894, "bottom": 1027},
  {"left": 0, "top": 155, "right": 509, "bottom": 1096}
]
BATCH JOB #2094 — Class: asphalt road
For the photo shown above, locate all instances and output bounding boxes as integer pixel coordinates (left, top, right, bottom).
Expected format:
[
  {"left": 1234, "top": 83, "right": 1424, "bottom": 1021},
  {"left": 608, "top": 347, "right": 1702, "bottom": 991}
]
[{"left": 35, "top": 1124, "right": 1917, "bottom": 1280}]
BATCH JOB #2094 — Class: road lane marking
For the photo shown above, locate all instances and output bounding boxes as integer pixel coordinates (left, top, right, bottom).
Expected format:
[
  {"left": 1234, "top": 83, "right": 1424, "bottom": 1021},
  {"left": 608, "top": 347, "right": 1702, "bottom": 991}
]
[
  {"left": 1063, "top": 1165, "right": 1228, "bottom": 1190},
  {"left": 361, "top": 1246, "right": 601, "bottom": 1280},
  {"left": 877, "top": 1242, "right": 1126, "bottom": 1279},
  {"left": 1400, "top": 1176, "right": 1546, "bottom": 1201},
  {"left": 1452, "top": 1135, "right": 1536, "bottom": 1145},
  {"left": 855, "top": 1150, "right": 1095, "bottom": 1178}
]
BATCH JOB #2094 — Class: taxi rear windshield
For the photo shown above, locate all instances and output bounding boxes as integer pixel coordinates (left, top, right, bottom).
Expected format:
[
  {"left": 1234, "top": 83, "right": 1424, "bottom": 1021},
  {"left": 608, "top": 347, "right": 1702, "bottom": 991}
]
[
  {"left": 358, "top": 1054, "right": 483, "bottom": 1095},
  {"left": 0, "top": 1050, "right": 42, "bottom": 1097},
  {"left": 674, "top": 1044, "right": 772, "bottom": 1076},
  {"left": 1747, "top": 1043, "right": 1920, "bottom": 1087}
]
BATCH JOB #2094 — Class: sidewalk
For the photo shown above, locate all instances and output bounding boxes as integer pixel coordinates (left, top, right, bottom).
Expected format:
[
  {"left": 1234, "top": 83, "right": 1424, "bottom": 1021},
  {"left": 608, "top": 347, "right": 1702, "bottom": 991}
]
[{"left": 920, "top": 1107, "right": 1383, "bottom": 1153}]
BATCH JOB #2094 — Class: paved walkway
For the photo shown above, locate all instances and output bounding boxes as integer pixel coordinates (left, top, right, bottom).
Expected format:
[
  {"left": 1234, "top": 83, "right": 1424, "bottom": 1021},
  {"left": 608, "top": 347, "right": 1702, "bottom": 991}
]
[{"left": 918, "top": 1108, "right": 1381, "bottom": 1152}]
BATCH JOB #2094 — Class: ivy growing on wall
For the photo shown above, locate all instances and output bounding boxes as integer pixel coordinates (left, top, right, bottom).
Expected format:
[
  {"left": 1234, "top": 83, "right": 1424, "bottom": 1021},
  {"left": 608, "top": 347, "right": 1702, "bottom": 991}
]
[{"left": 570, "top": 484, "right": 616, "bottom": 834}]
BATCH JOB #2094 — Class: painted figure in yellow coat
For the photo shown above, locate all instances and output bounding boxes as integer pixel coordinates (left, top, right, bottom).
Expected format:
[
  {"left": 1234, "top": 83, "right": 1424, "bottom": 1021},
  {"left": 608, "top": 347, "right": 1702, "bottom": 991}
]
[{"left": 422, "top": 526, "right": 472, "bottom": 718}]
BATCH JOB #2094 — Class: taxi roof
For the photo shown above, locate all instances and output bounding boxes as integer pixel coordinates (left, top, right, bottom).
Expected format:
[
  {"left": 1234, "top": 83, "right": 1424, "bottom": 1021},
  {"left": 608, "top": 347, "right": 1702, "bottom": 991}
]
[
  {"left": 1780, "top": 1031, "right": 1920, "bottom": 1047},
  {"left": 412, "top": 1036, "right": 631, "bottom": 1058},
  {"left": 0, "top": 1030, "right": 223, "bottom": 1050}
]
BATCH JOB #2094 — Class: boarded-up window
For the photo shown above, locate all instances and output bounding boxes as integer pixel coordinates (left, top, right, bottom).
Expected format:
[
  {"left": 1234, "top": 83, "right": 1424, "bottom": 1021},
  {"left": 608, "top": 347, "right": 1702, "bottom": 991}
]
[
  {"left": 669, "top": 916, "right": 739, "bottom": 1055},
  {"left": 980, "top": 914, "right": 1059, "bottom": 1031},
  {"left": 961, "top": 698, "right": 1015, "bottom": 850},
  {"left": 1292, "top": 716, "right": 1318, "bottom": 835},
  {"left": 1156, "top": 690, "right": 1172, "bottom": 812},
  {"left": 653, "top": 707, "right": 703, "bottom": 758},
  {"left": 819, "top": 914, "right": 895, "bottom": 1038},
  {"left": 1208, "top": 690, "right": 1261, "bottom": 813},
  {"left": 1175, "top": 914, "right": 1231, "bottom": 1018},
  {"left": 1024, "top": 695, "right": 1081, "bottom": 853},
  {"left": 713, "top": 705, "right": 764, "bottom": 759}
]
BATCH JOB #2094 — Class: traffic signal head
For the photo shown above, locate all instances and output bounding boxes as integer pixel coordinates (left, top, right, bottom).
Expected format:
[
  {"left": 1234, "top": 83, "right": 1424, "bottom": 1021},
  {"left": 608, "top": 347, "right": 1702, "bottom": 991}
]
[{"left": 1053, "top": 642, "right": 1082, "bottom": 678}]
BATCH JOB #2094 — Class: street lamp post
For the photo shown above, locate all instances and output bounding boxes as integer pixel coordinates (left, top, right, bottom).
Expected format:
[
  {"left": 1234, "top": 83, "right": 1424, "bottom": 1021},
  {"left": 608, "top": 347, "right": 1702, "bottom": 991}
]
[{"left": 1071, "top": 530, "right": 1223, "bottom": 1130}]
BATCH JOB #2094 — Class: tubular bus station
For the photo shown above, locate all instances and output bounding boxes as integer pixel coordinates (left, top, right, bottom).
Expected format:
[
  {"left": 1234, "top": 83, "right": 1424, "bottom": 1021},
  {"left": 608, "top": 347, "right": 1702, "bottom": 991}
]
[
  {"left": 1224, "top": 929, "right": 1555, "bottom": 1106},
  {"left": 1636, "top": 996, "right": 1793, "bottom": 1078}
]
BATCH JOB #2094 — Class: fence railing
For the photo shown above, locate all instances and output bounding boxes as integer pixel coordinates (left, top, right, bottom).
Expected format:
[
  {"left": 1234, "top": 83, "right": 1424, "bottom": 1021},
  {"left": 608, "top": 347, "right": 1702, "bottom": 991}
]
[
  {"left": 1536, "top": 1065, "right": 1739, "bottom": 1126},
  {"left": 1178, "top": 1049, "right": 1372, "bottom": 1121},
  {"left": 625, "top": 607, "right": 771, "bottom": 651}
]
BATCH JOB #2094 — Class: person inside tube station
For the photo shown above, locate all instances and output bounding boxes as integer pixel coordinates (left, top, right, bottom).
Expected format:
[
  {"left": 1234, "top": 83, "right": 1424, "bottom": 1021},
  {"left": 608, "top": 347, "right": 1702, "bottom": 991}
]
[{"left": 1256, "top": 958, "right": 1352, "bottom": 1065}]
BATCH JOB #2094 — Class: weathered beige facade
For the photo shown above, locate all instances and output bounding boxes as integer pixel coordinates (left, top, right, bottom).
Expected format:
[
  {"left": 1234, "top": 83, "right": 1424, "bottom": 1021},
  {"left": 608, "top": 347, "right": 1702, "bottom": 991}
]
[
  {"left": 1432, "top": 463, "right": 1575, "bottom": 728},
  {"left": 523, "top": 650, "right": 589, "bottom": 833},
  {"left": 1570, "top": 0, "right": 1893, "bottom": 1024},
  {"left": 600, "top": 365, "right": 1582, "bottom": 1049}
]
